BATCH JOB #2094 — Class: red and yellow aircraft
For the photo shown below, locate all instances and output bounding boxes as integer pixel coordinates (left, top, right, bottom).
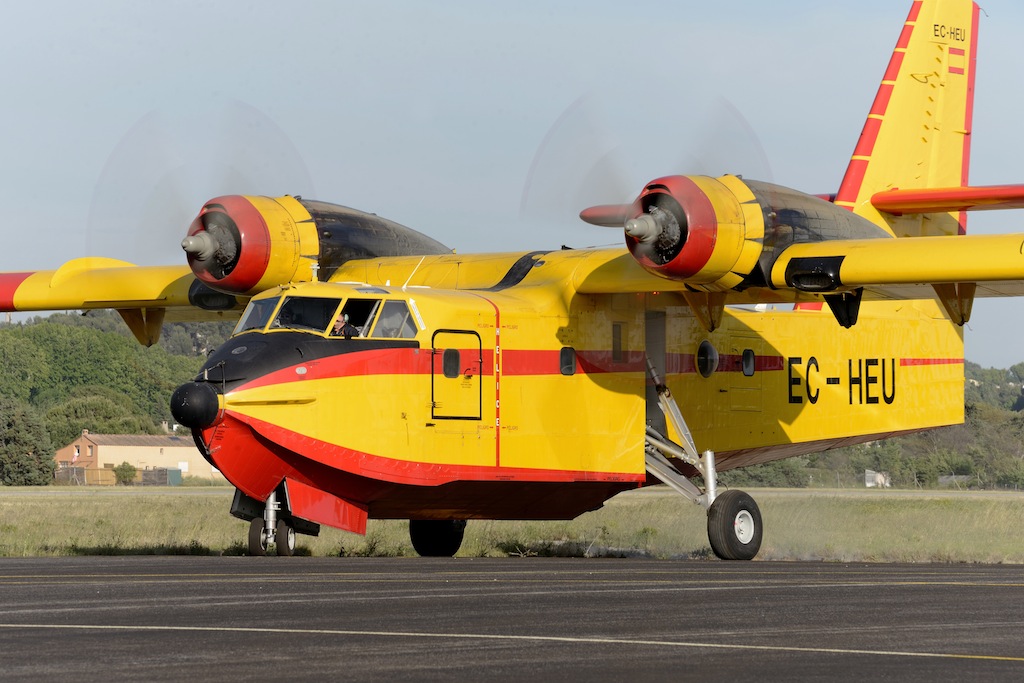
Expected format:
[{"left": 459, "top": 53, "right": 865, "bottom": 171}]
[{"left": 3, "top": 0, "right": 1023, "bottom": 559}]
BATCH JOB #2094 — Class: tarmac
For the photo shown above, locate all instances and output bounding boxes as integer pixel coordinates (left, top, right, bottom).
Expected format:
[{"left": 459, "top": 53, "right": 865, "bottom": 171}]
[{"left": 0, "top": 557, "right": 1022, "bottom": 681}]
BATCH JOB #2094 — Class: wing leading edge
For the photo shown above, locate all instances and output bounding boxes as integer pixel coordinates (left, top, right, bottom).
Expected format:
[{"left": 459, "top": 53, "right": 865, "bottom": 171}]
[{"left": 0, "top": 259, "right": 242, "bottom": 345}]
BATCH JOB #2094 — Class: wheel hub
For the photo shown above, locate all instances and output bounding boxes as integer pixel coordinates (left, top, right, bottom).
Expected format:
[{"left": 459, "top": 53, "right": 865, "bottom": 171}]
[{"left": 734, "top": 510, "right": 755, "bottom": 544}]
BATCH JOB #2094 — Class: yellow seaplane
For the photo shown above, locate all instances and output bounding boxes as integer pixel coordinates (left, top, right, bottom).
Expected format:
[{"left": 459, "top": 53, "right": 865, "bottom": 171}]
[{"left": 3, "top": 0, "right": 1022, "bottom": 559}]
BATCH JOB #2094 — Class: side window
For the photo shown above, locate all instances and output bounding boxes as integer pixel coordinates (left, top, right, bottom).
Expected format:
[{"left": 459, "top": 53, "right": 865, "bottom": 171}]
[
  {"left": 336, "top": 299, "right": 381, "bottom": 337},
  {"left": 559, "top": 347, "right": 576, "bottom": 376},
  {"left": 442, "top": 348, "right": 461, "bottom": 378},
  {"left": 371, "top": 301, "right": 418, "bottom": 339},
  {"left": 742, "top": 349, "right": 756, "bottom": 377}
]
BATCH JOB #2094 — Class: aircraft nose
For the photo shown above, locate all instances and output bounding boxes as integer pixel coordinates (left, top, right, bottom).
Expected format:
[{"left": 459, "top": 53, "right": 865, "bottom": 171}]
[{"left": 170, "top": 382, "right": 221, "bottom": 429}]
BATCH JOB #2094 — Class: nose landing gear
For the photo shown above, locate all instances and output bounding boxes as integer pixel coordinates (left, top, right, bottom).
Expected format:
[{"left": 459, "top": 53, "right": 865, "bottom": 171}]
[{"left": 245, "top": 490, "right": 297, "bottom": 557}]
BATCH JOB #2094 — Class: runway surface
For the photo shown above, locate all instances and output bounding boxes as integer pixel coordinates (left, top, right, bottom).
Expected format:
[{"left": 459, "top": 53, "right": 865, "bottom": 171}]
[{"left": 0, "top": 557, "right": 1022, "bottom": 681}]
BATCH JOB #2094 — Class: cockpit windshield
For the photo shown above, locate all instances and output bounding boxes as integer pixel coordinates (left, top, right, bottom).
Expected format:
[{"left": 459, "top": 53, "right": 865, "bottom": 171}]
[
  {"left": 233, "top": 291, "right": 422, "bottom": 339},
  {"left": 271, "top": 296, "right": 343, "bottom": 333},
  {"left": 233, "top": 297, "right": 281, "bottom": 335}
]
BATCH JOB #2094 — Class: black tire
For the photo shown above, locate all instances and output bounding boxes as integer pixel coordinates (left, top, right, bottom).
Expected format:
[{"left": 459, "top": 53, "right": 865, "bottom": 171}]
[
  {"left": 409, "top": 519, "right": 467, "bottom": 557},
  {"left": 707, "top": 490, "right": 762, "bottom": 561},
  {"left": 248, "top": 517, "right": 268, "bottom": 557},
  {"left": 276, "top": 519, "right": 296, "bottom": 557}
]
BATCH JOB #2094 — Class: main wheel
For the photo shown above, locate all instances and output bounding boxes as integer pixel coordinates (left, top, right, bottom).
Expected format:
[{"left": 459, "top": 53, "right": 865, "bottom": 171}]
[
  {"left": 248, "top": 517, "right": 269, "bottom": 557},
  {"left": 276, "top": 519, "right": 296, "bottom": 557},
  {"left": 707, "top": 490, "right": 762, "bottom": 560},
  {"left": 409, "top": 519, "right": 467, "bottom": 557}
]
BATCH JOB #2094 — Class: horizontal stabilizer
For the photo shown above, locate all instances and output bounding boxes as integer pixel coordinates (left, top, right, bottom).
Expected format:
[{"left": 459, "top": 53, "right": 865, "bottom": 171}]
[{"left": 871, "top": 185, "right": 1024, "bottom": 215}]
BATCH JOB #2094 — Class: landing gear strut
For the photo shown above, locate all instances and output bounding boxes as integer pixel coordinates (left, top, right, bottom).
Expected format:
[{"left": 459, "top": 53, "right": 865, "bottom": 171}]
[
  {"left": 246, "top": 491, "right": 295, "bottom": 557},
  {"left": 644, "top": 361, "right": 763, "bottom": 561}
]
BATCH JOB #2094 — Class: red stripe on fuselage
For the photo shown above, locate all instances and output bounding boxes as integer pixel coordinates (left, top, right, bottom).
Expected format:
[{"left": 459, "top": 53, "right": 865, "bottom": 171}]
[
  {"left": 236, "top": 346, "right": 792, "bottom": 393},
  {"left": 900, "top": 357, "right": 964, "bottom": 367}
]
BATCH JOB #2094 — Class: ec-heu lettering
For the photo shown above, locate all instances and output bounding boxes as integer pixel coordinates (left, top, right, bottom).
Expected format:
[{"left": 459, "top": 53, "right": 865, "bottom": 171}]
[
  {"left": 787, "top": 357, "right": 896, "bottom": 406},
  {"left": 933, "top": 24, "right": 966, "bottom": 41}
]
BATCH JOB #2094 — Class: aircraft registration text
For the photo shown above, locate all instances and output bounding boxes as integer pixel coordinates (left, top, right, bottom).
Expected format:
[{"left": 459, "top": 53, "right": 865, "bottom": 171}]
[{"left": 787, "top": 357, "right": 896, "bottom": 406}]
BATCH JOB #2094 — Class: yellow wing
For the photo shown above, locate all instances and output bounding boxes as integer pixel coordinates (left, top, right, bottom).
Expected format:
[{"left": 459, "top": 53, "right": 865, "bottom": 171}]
[
  {"left": 0, "top": 258, "right": 242, "bottom": 346},
  {"left": 770, "top": 233, "right": 1024, "bottom": 324}
]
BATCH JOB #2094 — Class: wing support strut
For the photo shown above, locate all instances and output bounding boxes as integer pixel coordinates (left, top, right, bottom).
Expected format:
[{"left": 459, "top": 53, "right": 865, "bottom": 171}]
[
  {"left": 682, "top": 291, "right": 726, "bottom": 333},
  {"left": 823, "top": 288, "right": 863, "bottom": 328},
  {"left": 932, "top": 282, "right": 976, "bottom": 325},
  {"left": 117, "top": 307, "right": 166, "bottom": 346},
  {"left": 643, "top": 360, "right": 718, "bottom": 510}
]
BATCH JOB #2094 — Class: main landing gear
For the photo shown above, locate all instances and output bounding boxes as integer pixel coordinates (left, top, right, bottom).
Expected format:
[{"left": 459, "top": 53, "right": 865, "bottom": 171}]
[{"left": 644, "top": 362, "right": 763, "bottom": 560}]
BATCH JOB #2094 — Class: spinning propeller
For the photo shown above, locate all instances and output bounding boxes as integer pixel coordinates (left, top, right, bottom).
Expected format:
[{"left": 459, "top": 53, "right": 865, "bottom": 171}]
[{"left": 86, "top": 99, "right": 316, "bottom": 269}]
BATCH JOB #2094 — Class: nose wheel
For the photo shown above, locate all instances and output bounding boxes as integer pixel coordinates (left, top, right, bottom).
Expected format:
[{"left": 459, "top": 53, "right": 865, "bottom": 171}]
[
  {"left": 246, "top": 491, "right": 296, "bottom": 556},
  {"left": 276, "top": 518, "right": 296, "bottom": 556},
  {"left": 248, "top": 517, "right": 269, "bottom": 556}
]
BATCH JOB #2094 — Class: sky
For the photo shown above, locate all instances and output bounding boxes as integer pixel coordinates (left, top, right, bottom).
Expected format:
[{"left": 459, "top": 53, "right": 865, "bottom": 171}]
[{"left": 1, "top": 0, "right": 1023, "bottom": 367}]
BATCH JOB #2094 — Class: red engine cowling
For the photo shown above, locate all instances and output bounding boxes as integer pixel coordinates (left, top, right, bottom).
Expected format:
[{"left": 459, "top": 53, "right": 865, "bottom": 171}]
[
  {"left": 182, "top": 195, "right": 315, "bottom": 296},
  {"left": 580, "top": 174, "right": 893, "bottom": 290},
  {"left": 582, "top": 175, "right": 764, "bottom": 290},
  {"left": 182, "top": 195, "right": 451, "bottom": 297}
]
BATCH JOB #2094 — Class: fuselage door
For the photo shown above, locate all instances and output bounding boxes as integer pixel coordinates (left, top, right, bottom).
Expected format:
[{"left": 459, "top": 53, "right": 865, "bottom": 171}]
[{"left": 431, "top": 330, "right": 482, "bottom": 420}]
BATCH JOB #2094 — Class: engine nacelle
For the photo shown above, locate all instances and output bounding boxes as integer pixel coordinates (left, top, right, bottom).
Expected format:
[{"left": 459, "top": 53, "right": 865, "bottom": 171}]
[
  {"left": 182, "top": 195, "right": 451, "bottom": 296},
  {"left": 582, "top": 175, "right": 893, "bottom": 290},
  {"left": 625, "top": 175, "right": 762, "bottom": 290}
]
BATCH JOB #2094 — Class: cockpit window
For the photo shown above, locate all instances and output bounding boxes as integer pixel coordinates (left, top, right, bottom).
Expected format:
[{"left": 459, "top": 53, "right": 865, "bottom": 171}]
[
  {"left": 234, "top": 297, "right": 281, "bottom": 335},
  {"left": 371, "top": 300, "right": 418, "bottom": 339},
  {"left": 331, "top": 298, "right": 381, "bottom": 337},
  {"left": 272, "top": 296, "right": 343, "bottom": 333}
]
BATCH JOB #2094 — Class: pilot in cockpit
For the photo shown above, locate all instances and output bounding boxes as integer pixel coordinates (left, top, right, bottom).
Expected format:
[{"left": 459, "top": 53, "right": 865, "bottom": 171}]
[{"left": 332, "top": 313, "right": 360, "bottom": 339}]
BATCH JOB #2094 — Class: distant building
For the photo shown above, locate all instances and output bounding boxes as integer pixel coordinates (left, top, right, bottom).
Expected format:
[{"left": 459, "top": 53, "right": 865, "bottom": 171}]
[
  {"left": 865, "top": 469, "right": 892, "bottom": 488},
  {"left": 54, "top": 429, "right": 225, "bottom": 485}
]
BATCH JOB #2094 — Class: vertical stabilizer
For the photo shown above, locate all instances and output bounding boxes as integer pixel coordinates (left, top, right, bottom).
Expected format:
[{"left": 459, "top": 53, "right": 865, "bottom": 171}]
[{"left": 835, "top": 0, "right": 979, "bottom": 236}]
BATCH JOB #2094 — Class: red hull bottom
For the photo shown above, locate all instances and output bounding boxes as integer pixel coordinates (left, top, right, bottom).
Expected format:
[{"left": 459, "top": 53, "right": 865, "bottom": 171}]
[{"left": 201, "top": 416, "right": 641, "bottom": 535}]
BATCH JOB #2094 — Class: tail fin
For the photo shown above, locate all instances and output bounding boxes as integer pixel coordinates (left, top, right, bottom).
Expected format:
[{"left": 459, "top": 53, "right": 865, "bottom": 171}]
[{"left": 835, "top": 0, "right": 979, "bottom": 237}]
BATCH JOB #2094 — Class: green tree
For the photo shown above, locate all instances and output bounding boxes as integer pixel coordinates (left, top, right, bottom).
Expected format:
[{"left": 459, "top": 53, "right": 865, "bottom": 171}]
[
  {"left": 113, "top": 461, "right": 137, "bottom": 486},
  {"left": 718, "top": 458, "right": 809, "bottom": 488},
  {"left": 0, "top": 397, "right": 54, "bottom": 486},
  {"left": 0, "top": 330, "right": 49, "bottom": 404},
  {"left": 44, "top": 390, "right": 162, "bottom": 448},
  {"left": 20, "top": 321, "right": 202, "bottom": 421},
  {"left": 964, "top": 361, "right": 1024, "bottom": 411}
]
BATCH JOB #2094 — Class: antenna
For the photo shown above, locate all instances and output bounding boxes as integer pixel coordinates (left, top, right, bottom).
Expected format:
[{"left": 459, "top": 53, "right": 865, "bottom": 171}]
[{"left": 402, "top": 256, "right": 426, "bottom": 290}]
